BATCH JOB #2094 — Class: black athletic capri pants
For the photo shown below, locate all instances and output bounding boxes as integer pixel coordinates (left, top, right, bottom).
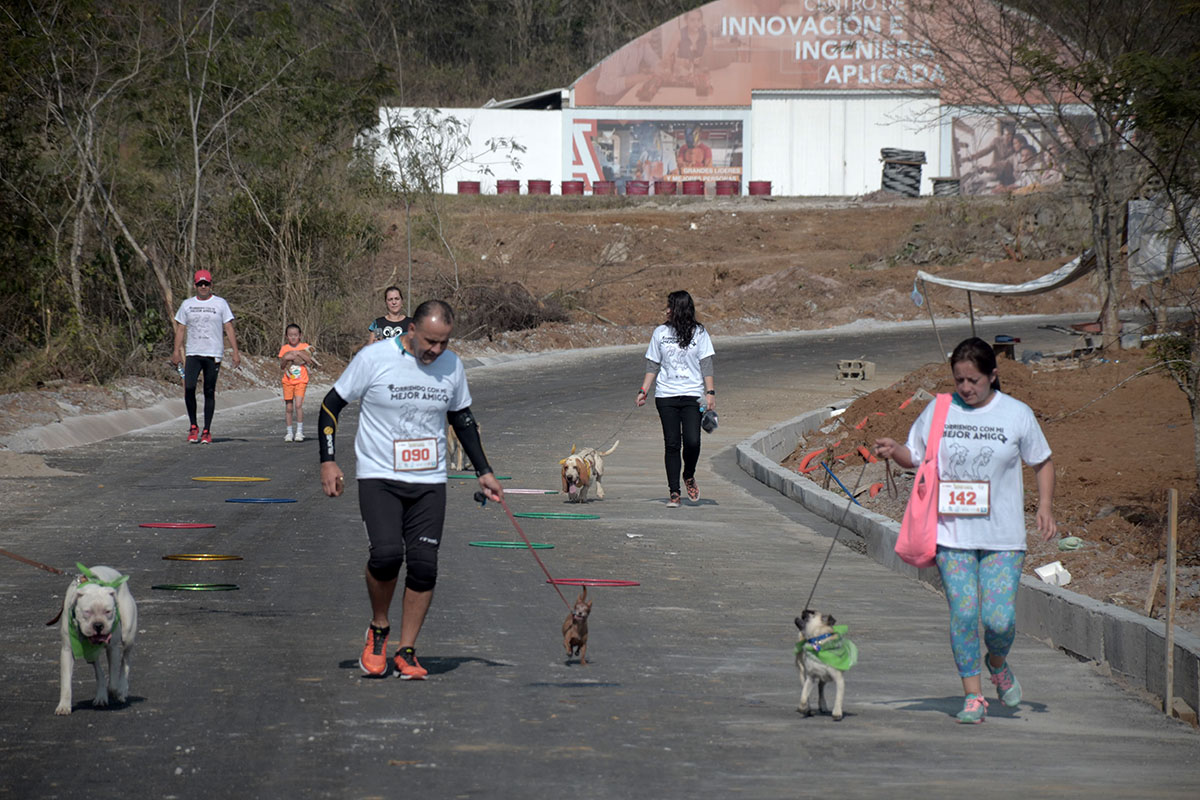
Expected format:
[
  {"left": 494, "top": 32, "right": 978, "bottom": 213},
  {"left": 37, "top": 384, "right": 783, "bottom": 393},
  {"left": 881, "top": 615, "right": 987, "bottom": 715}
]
[
  {"left": 183, "top": 355, "right": 221, "bottom": 430},
  {"left": 358, "top": 479, "right": 446, "bottom": 592}
]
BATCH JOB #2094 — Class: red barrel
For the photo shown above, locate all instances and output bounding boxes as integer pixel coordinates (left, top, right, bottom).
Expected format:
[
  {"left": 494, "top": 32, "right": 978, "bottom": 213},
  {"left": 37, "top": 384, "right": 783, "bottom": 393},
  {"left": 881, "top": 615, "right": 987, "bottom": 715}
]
[
  {"left": 715, "top": 180, "right": 740, "bottom": 196},
  {"left": 561, "top": 180, "right": 584, "bottom": 195},
  {"left": 593, "top": 180, "right": 615, "bottom": 195},
  {"left": 654, "top": 180, "right": 677, "bottom": 195},
  {"left": 527, "top": 179, "right": 551, "bottom": 195},
  {"left": 626, "top": 180, "right": 650, "bottom": 195},
  {"left": 496, "top": 179, "right": 520, "bottom": 195},
  {"left": 457, "top": 181, "right": 481, "bottom": 195},
  {"left": 682, "top": 180, "right": 705, "bottom": 195},
  {"left": 748, "top": 180, "right": 772, "bottom": 196}
]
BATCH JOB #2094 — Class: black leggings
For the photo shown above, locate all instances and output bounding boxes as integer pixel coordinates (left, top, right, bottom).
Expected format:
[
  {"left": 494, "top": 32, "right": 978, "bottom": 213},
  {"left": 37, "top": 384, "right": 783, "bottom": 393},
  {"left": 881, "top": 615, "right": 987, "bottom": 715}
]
[
  {"left": 183, "top": 356, "right": 221, "bottom": 430},
  {"left": 655, "top": 395, "right": 702, "bottom": 494}
]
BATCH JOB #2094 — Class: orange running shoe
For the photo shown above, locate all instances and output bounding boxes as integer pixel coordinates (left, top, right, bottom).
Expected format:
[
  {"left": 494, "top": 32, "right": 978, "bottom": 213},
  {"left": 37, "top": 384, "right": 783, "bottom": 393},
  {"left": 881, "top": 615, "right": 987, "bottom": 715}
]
[
  {"left": 394, "top": 646, "right": 427, "bottom": 680},
  {"left": 359, "top": 624, "right": 390, "bottom": 676},
  {"left": 187, "top": 425, "right": 199, "bottom": 443},
  {"left": 200, "top": 429, "right": 212, "bottom": 444}
]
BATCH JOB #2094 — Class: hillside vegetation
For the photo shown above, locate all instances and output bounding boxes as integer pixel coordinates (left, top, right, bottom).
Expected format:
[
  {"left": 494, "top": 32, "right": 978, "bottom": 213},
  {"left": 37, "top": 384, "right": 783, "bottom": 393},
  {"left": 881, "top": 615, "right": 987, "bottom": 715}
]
[{"left": 1, "top": 0, "right": 1196, "bottom": 394}]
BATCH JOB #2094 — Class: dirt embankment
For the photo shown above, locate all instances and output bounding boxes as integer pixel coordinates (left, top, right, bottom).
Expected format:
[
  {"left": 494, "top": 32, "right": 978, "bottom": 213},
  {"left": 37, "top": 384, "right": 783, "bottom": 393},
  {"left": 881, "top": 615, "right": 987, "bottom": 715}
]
[
  {"left": 783, "top": 352, "right": 1200, "bottom": 636},
  {"left": 383, "top": 192, "right": 1102, "bottom": 353}
]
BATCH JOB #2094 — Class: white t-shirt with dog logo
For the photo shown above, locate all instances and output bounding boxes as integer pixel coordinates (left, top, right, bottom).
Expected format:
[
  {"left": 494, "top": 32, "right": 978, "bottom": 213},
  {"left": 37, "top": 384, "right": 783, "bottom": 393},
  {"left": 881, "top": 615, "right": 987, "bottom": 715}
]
[
  {"left": 645, "top": 324, "right": 714, "bottom": 397},
  {"left": 174, "top": 295, "right": 234, "bottom": 359},
  {"left": 906, "top": 391, "right": 1051, "bottom": 551},
  {"left": 333, "top": 337, "right": 471, "bottom": 483}
]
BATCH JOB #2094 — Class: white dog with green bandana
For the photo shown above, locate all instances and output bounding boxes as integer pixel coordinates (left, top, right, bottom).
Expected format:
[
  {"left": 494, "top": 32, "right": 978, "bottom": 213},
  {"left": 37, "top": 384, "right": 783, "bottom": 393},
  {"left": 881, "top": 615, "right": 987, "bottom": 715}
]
[{"left": 55, "top": 564, "right": 137, "bottom": 715}]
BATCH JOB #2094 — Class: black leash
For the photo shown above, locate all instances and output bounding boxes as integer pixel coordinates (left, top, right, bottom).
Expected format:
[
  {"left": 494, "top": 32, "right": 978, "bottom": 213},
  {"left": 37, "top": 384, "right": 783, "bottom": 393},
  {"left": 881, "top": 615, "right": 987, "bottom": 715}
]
[
  {"left": 595, "top": 405, "right": 639, "bottom": 452},
  {"left": 802, "top": 459, "right": 871, "bottom": 612}
]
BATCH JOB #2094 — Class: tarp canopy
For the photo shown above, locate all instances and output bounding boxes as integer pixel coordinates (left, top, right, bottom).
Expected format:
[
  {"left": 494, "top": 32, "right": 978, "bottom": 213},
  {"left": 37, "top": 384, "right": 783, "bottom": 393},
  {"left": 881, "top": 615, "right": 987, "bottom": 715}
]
[
  {"left": 1128, "top": 198, "right": 1199, "bottom": 288},
  {"left": 916, "top": 250, "right": 1096, "bottom": 296}
]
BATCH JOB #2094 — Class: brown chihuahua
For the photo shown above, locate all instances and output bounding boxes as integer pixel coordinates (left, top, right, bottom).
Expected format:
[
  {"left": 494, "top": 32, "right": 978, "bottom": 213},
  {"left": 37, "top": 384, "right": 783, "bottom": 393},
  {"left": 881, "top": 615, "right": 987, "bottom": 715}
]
[{"left": 562, "top": 587, "right": 593, "bottom": 665}]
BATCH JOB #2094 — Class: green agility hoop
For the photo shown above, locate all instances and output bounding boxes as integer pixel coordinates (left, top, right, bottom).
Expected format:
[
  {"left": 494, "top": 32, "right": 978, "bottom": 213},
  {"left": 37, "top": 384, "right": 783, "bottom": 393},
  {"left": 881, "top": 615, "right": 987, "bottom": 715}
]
[
  {"left": 512, "top": 512, "right": 599, "bottom": 520},
  {"left": 468, "top": 541, "right": 554, "bottom": 549}
]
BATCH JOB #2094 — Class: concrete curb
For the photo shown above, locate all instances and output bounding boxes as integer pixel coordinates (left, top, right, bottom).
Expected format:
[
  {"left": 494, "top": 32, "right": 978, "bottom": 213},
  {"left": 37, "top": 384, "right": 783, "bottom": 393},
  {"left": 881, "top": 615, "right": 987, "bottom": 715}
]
[
  {"left": 2, "top": 346, "right": 629, "bottom": 454},
  {"left": 0, "top": 350, "right": 552, "bottom": 453},
  {"left": 736, "top": 406, "right": 1200, "bottom": 716},
  {"left": 0, "top": 388, "right": 281, "bottom": 452}
]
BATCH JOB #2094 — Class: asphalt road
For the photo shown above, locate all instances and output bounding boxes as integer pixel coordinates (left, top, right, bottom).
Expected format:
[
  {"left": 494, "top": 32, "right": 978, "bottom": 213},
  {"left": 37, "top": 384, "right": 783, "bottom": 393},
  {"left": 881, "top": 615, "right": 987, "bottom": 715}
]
[{"left": 2, "top": 315, "right": 1196, "bottom": 799}]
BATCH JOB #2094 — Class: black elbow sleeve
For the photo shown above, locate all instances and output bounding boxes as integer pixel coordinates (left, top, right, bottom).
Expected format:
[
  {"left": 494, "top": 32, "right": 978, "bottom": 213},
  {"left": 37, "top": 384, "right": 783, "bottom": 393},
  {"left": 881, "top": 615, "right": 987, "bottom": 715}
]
[
  {"left": 448, "top": 406, "right": 492, "bottom": 476},
  {"left": 318, "top": 389, "right": 348, "bottom": 463}
]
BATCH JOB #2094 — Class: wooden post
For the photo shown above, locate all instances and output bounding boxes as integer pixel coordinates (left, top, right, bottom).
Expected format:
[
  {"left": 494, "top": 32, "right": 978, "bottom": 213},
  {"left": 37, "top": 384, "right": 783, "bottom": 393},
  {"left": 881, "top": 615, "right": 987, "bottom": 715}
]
[
  {"left": 1165, "top": 488, "right": 1177, "bottom": 717},
  {"left": 1144, "top": 560, "right": 1164, "bottom": 617},
  {"left": 966, "top": 290, "right": 976, "bottom": 338},
  {"left": 921, "top": 279, "right": 948, "bottom": 362}
]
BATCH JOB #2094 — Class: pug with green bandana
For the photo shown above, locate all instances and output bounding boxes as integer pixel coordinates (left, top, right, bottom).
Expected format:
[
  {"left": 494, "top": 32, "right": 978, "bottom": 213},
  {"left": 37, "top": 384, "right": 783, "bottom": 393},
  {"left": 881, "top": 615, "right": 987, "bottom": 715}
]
[{"left": 794, "top": 609, "right": 857, "bottom": 721}]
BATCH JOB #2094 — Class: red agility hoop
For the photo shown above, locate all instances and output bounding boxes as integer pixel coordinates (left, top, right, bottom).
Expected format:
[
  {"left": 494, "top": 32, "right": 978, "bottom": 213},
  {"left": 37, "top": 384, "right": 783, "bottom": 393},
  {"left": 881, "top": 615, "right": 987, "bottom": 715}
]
[
  {"left": 546, "top": 578, "right": 640, "bottom": 587},
  {"left": 139, "top": 523, "right": 216, "bottom": 529}
]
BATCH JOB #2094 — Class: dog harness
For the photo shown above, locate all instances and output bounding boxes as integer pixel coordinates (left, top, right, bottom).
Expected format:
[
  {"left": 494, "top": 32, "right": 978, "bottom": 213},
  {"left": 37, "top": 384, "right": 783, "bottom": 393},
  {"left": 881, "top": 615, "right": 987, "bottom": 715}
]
[
  {"left": 795, "top": 624, "right": 858, "bottom": 672},
  {"left": 68, "top": 564, "right": 128, "bottom": 663}
]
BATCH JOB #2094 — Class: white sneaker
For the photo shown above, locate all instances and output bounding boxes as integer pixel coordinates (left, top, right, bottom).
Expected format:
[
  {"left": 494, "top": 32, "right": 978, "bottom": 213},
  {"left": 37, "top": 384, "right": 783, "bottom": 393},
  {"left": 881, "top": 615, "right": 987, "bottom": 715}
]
[
  {"left": 284, "top": 431, "right": 294, "bottom": 442},
  {"left": 294, "top": 431, "right": 304, "bottom": 442}
]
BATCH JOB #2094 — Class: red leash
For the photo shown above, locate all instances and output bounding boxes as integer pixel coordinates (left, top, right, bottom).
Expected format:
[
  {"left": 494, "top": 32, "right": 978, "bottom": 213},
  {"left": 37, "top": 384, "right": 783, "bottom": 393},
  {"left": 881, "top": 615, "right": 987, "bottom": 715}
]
[
  {"left": 0, "top": 547, "right": 66, "bottom": 575},
  {"left": 479, "top": 492, "right": 573, "bottom": 612}
]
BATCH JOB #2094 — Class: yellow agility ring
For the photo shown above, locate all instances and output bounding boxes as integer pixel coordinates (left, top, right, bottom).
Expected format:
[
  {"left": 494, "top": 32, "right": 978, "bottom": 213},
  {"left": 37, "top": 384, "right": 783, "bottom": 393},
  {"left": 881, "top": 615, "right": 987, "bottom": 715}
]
[{"left": 192, "top": 476, "right": 270, "bottom": 482}]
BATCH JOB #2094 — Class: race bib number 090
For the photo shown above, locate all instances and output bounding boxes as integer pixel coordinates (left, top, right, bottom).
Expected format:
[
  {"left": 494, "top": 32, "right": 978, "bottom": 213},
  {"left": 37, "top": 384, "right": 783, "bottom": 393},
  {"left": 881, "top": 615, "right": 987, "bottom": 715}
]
[
  {"left": 938, "top": 481, "right": 990, "bottom": 516},
  {"left": 393, "top": 437, "right": 438, "bottom": 472}
]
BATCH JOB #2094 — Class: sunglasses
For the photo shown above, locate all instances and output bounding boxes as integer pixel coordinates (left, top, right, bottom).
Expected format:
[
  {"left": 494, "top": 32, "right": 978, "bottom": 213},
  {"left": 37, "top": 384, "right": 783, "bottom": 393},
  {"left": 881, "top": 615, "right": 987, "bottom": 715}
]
[{"left": 195, "top": 280, "right": 211, "bottom": 286}]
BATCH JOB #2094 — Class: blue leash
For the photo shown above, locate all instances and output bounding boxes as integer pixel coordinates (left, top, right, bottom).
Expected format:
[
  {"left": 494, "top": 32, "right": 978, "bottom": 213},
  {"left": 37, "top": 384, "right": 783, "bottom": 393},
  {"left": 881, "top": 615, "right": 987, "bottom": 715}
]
[{"left": 820, "top": 462, "right": 861, "bottom": 506}]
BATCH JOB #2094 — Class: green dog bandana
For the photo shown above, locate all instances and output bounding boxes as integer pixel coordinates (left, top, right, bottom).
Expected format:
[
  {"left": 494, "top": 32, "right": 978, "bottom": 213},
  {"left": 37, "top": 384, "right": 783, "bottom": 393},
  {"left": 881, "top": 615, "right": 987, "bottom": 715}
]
[
  {"left": 68, "top": 564, "right": 128, "bottom": 663},
  {"left": 795, "top": 624, "right": 858, "bottom": 672}
]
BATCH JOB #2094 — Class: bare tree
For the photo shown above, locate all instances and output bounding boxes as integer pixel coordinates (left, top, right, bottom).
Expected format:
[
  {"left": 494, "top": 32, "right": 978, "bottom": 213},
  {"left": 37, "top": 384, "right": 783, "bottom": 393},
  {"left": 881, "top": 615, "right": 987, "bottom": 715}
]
[
  {"left": 8, "top": 1, "right": 173, "bottom": 327},
  {"left": 168, "top": 0, "right": 314, "bottom": 274},
  {"left": 887, "top": 0, "right": 1170, "bottom": 349},
  {"left": 373, "top": 107, "right": 524, "bottom": 292}
]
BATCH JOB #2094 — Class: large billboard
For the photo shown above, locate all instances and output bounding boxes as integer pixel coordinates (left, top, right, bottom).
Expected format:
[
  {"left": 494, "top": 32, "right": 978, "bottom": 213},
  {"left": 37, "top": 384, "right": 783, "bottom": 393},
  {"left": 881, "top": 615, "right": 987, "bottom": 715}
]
[
  {"left": 572, "top": 0, "right": 944, "bottom": 107},
  {"left": 950, "top": 112, "right": 1096, "bottom": 195},
  {"left": 565, "top": 112, "right": 747, "bottom": 190}
]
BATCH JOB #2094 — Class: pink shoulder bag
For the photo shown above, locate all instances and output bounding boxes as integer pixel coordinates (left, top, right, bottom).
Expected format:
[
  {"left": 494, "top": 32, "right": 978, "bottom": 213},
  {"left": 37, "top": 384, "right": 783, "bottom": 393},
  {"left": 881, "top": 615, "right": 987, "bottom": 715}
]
[{"left": 895, "top": 393, "right": 951, "bottom": 568}]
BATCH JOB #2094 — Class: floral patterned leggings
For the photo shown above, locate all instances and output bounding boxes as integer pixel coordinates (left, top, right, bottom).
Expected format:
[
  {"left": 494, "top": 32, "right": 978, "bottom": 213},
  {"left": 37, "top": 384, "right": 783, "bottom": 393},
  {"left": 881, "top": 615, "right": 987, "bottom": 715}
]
[{"left": 935, "top": 546, "right": 1025, "bottom": 678}]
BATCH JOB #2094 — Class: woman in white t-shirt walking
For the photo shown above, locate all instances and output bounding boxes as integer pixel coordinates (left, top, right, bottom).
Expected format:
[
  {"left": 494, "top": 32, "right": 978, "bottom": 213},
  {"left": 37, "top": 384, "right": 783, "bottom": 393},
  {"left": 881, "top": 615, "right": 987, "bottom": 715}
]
[
  {"left": 636, "top": 290, "right": 715, "bottom": 507},
  {"left": 874, "top": 337, "right": 1056, "bottom": 724}
]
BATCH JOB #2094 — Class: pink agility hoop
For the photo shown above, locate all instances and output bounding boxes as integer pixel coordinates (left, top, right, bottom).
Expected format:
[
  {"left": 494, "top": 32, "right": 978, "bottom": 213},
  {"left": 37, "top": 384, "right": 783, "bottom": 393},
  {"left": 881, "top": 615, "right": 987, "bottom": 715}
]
[{"left": 547, "top": 578, "right": 640, "bottom": 587}]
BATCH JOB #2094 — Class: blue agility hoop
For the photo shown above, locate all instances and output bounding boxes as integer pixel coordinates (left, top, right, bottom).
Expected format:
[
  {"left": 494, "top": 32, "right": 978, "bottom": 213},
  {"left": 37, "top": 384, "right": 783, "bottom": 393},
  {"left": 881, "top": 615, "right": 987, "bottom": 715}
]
[{"left": 225, "top": 498, "right": 297, "bottom": 504}]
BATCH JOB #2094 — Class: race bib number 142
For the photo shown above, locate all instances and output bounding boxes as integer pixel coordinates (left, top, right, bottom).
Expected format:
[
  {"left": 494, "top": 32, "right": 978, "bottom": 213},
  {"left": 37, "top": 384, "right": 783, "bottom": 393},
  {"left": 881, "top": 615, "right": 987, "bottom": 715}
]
[{"left": 938, "top": 481, "right": 990, "bottom": 516}]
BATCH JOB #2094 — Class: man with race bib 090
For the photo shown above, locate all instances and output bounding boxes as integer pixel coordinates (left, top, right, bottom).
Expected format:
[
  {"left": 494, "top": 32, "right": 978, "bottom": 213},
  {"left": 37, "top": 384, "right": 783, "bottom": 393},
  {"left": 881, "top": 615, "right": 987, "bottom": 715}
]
[{"left": 318, "top": 300, "right": 502, "bottom": 678}]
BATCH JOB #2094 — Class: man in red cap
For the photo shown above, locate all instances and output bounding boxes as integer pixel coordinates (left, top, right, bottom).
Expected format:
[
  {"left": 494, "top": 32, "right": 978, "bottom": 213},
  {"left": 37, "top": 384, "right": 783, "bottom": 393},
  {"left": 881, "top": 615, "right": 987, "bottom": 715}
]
[{"left": 171, "top": 269, "right": 241, "bottom": 444}]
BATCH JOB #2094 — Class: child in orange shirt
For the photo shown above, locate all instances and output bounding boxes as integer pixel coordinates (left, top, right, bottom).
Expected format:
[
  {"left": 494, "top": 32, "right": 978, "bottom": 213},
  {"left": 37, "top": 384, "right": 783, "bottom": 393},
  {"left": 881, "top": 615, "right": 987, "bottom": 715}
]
[{"left": 278, "top": 324, "right": 314, "bottom": 442}]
